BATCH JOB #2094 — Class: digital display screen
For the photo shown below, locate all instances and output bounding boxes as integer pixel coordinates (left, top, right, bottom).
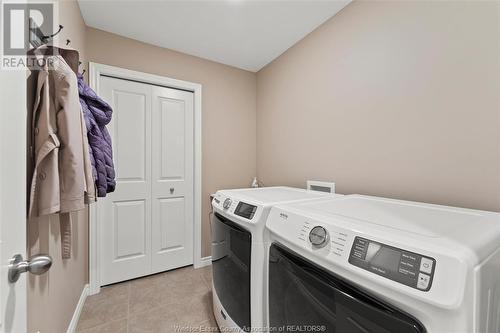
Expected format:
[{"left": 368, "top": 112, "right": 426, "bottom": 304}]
[
  {"left": 367, "top": 243, "right": 401, "bottom": 275},
  {"left": 234, "top": 202, "right": 257, "bottom": 220},
  {"left": 349, "top": 237, "right": 435, "bottom": 291}
]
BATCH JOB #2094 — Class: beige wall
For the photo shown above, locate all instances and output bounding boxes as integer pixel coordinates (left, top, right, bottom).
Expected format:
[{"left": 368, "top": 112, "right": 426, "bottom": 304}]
[
  {"left": 86, "top": 27, "right": 257, "bottom": 257},
  {"left": 257, "top": 1, "right": 500, "bottom": 212},
  {"left": 27, "top": 1, "right": 89, "bottom": 333}
]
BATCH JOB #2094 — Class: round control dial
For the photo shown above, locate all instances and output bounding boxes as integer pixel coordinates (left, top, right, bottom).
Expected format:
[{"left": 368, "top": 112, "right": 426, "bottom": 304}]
[
  {"left": 309, "top": 226, "right": 329, "bottom": 248},
  {"left": 223, "top": 198, "right": 232, "bottom": 210}
]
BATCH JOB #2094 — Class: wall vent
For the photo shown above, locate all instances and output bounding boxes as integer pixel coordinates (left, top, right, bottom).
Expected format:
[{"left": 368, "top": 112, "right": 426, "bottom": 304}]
[{"left": 307, "top": 180, "right": 335, "bottom": 193}]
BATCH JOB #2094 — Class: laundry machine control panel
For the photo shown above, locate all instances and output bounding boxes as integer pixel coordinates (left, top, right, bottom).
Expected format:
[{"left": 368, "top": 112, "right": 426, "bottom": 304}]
[
  {"left": 349, "top": 237, "right": 436, "bottom": 291},
  {"left": 213, "top": 194, "right": 260, "bottom": 222}
]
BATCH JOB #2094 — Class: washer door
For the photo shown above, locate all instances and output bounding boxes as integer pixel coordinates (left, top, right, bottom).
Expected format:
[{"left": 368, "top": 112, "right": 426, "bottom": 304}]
[
  {"left": 268, "top": 244, "right": 426, "bottom": 333},
  {"left": 211, "top": 212, "right": 251, "bottom": 330}
]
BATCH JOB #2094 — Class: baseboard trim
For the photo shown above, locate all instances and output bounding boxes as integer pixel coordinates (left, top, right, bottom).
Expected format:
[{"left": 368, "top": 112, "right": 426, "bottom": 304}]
[
  {"left": 196, "top": 256, "right": 212, "bottom": 268},
  {"left": 66, "top": 284, "right": 89, "bottom": 333}
]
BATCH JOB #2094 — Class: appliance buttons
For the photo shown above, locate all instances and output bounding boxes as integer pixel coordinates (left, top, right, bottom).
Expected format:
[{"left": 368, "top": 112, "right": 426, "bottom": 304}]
[
  {"left": 223, "top": 198, "right": 232, "bottom": 210},
  {"left": 309, "top": 226, "right": 329, "bottom": 248},
  {"left": 417, "top": 273, "right": 431, "bottom": 290},
  {"left": 420, "top": 257, "right": 433, "bottom": 274}
]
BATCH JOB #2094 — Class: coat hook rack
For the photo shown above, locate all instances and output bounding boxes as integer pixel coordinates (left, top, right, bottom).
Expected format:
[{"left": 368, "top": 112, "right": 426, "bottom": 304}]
[
  {"left": 78, "top": 61, "right": 86, "bottom": 76},
  {"left": 44, "top": 24, "right": 63, "bottom": 40},
  {"left": 29, "top": 17, "right": 64, "bottom": 48}
]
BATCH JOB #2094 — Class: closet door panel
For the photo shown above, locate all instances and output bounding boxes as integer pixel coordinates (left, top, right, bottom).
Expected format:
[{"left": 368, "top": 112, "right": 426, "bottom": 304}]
[
  {"left": 151, "top": 86, "right": 194, "bottom": 273},
  {"left": 99, "top": 77, "right": 152, "bottom": 285},
  {"left": 112, "top": 90, "right": 147, "bottom": 181},
  {"left": 160, "top": 98, "right": 185, "bottom": 179},
  {"left": 158, "top": 197, "right": 185, "bottom": 251},
  {"left": 113, "top": 200, "right": 147, "bottom": 259}
]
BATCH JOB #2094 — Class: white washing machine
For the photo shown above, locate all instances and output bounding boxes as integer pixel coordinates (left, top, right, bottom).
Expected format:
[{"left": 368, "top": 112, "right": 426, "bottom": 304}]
[
  {"left": 265, "top": 194, "right": 500, "bottom": 333},
  {"left": 210, "top": 187, "right": 340, "bottom": 332}
]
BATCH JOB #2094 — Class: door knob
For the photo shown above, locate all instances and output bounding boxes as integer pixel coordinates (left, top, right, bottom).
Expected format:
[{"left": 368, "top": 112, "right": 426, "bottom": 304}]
[{"left": 8, "top": 254, "right": 52, "bottom": 283}]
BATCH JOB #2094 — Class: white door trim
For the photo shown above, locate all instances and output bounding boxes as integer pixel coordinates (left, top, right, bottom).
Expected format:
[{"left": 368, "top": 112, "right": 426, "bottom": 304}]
[{"left": 88, "top": 62, "right": 203, "bottom": 295}]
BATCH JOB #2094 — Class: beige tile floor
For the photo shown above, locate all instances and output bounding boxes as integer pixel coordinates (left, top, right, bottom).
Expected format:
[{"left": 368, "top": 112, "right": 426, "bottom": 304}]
[{"left": 76, "top": 266, "right": 219, "bottom": 333}]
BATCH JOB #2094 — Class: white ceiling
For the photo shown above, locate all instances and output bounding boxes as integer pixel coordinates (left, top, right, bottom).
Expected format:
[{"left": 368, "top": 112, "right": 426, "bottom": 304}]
[{"left": 78, "top": 0, "right": 350, "bottom": 72}]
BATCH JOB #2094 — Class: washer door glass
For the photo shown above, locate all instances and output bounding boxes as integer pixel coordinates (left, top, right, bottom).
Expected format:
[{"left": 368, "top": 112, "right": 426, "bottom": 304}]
[
  {"left": 268, "top": 244, "right": 426, "bottom": 333},
  {"left": 211, "top": 212, "right": 251, "bottom": 330}
]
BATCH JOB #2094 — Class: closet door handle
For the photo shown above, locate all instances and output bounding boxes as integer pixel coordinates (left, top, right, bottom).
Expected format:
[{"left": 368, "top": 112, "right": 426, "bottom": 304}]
[
  {"left": 170, "top": 188, "right": 175, "bottom": 194},
  {"left": 8, "top": 254, "right": 52, "bottom": 283}
]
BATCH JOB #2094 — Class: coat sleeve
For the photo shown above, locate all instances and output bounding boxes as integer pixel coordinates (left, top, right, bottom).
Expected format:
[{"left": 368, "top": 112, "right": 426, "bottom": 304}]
[
  {"left": 55, "top": 71, "right": 86, "bottom": 213},
  {"left": 29, "top": 70, "right": 62, "bottom": 217}
]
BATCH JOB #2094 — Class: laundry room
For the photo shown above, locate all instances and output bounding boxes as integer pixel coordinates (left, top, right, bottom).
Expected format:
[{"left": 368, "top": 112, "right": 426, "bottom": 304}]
[{"left": 0, "top": 0, "right": 499, "bottom": 332}]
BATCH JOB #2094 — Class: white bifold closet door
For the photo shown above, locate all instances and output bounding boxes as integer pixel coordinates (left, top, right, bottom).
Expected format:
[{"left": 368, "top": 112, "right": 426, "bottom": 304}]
[{"left": 99, "top": 76, "right": 194, "bottom": 285}]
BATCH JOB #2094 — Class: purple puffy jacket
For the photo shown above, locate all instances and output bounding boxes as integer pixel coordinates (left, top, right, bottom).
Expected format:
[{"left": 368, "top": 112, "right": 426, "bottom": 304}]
[{"left": 78, "top": 74, "right": 116, "bottom": 197}]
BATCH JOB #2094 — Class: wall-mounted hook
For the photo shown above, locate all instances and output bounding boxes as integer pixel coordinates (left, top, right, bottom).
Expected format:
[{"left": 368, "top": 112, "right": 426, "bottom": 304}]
[
  {"left": 66, "top": 39, "right": 71, "bottom": 46},
  {"left": 42, "top": 24, "right": 63, "bottom": 42}
]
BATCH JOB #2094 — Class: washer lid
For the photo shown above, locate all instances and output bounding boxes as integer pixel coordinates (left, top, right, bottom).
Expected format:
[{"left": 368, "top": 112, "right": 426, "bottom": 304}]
[
  {"left": 299, "top": 195, "right": 486, "bottom": 237},
  {"left": 218, "top": 186, "right": 331, "bottom": 206}
]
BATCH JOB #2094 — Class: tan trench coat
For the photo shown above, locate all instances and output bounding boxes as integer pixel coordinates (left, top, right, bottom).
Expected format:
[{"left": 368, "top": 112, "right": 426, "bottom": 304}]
[{"left": 28, "top": 54, "right": 95, "bottom": 258}]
